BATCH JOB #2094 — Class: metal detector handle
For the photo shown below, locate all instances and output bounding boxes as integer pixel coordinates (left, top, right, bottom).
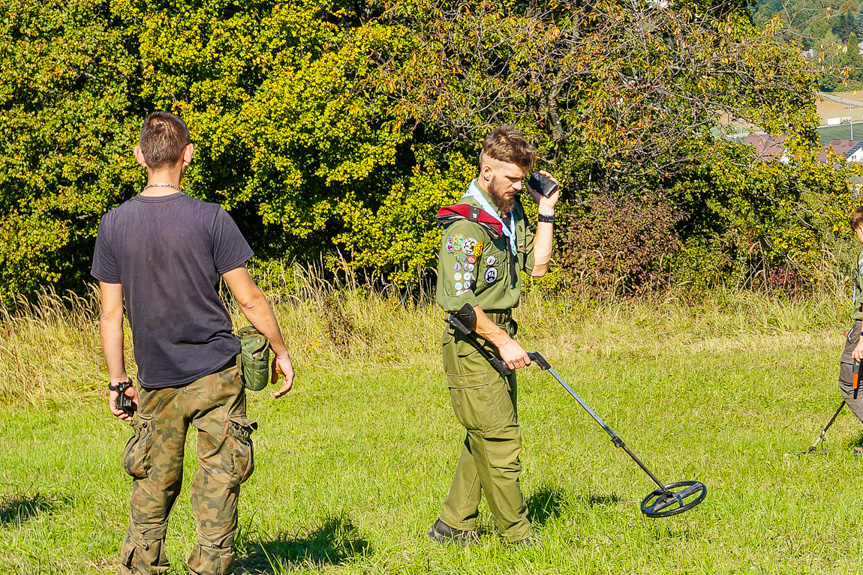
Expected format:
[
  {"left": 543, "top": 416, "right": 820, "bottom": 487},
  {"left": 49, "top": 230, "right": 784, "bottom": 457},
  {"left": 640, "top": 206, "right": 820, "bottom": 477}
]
[
  {"left": 446, "top": 314, "right": 512, "bottom": 376},
  {"left": 854, "top": 360, "right": 860, "bottom": 390},
  {"left": 527, "top": 352, "right": 551, "bottom": 370},
  {"left": 486, "top": 355, "right": 512, "bottom": 377}
]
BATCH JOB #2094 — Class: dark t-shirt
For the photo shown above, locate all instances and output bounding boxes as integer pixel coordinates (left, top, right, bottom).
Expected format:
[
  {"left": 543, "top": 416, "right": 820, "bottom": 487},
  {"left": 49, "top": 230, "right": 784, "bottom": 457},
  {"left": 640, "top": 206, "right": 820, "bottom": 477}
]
[{"left": 91, "top": 193, "right": 253, "bottom": 389}]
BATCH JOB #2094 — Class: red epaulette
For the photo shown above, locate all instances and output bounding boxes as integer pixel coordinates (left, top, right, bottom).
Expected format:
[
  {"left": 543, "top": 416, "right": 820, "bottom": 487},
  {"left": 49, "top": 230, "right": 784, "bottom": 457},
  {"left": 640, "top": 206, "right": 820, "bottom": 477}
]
[{"left": 435, "top": 204, "right": 502, "bottom": 239}]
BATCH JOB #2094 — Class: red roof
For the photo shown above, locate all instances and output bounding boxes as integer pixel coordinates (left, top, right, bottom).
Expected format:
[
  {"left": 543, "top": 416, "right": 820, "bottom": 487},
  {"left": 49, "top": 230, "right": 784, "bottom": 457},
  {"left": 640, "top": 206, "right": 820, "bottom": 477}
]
[
  {"left": 817, "top": 139, "right": 863, "bottom": 163},
  {"left": 744, "top": 135, "right": 787, "bottom": 160}
]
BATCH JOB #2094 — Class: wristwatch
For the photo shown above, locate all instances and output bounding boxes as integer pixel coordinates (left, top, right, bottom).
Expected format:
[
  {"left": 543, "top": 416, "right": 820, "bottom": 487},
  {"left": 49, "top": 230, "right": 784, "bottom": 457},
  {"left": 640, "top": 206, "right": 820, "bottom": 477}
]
[
  {"left": 108, "top": 379, "right": 133, "bottom": 393},
  {"left": 537, "top": 213, "right": 555, "bottom": 224}
]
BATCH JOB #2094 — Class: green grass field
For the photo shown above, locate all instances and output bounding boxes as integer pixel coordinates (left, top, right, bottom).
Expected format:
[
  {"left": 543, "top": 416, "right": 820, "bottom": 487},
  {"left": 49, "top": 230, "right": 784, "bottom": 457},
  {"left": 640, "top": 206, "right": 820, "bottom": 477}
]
[{"left": 3, "top": 288, "right": 863, "bottom": 574}]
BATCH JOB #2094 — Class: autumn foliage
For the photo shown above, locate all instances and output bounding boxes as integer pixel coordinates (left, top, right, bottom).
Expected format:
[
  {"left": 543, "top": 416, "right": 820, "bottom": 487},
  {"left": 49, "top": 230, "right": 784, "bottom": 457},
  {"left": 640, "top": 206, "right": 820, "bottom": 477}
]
[{"left": 0, "top": 0, "right": 858, "bottom": 302}]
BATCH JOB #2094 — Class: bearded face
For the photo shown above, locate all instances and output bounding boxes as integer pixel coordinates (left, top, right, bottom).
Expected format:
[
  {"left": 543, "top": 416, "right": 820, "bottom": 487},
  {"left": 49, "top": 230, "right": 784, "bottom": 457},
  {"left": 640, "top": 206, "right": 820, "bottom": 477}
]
[
  {"left": 488, "top": 174, "right": 516, "bottom": 213},
  {"left": 478, "top": 154, "right": 527, "bottom": 213}
]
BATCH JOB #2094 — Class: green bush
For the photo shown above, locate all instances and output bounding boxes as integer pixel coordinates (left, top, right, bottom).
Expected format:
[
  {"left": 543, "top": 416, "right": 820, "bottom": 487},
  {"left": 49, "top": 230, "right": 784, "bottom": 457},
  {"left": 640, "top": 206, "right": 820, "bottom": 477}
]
[{"left": 0, "top": 0, "right": 853, "bottom": 302}]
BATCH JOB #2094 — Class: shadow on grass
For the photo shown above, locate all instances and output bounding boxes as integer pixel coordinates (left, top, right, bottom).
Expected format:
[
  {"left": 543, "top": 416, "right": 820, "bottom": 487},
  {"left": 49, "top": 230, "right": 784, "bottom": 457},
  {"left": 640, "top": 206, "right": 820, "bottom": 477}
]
[
  {"left": 235, "top": 514, "right": 371, "bottom": 574},
  {"left": 527, "top": 485, "right": 567, "bottom": 525},
  {"left": 0, "top": 493, "right": 71, "bottom": 527}
]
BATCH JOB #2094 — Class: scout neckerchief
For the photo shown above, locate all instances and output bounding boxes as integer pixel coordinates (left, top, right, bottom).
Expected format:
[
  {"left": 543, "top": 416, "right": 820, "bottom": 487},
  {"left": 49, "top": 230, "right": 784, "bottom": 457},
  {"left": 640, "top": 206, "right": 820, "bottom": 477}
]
[{"left": 463, "top": 180, "right": 517, "bottom": 256}]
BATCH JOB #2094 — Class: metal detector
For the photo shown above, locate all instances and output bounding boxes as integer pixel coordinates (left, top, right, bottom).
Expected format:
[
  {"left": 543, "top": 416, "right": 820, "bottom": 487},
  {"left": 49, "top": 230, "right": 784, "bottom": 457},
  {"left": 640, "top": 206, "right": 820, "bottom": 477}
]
[
  {"left": 793, "top": 360, "right": 860, "bottom": 455},
  {"left": 445, "top": 310, "right": 707, "bottom": 518},
  {"left": 800, "top": 400, "right": 846, "bottom": 454}
]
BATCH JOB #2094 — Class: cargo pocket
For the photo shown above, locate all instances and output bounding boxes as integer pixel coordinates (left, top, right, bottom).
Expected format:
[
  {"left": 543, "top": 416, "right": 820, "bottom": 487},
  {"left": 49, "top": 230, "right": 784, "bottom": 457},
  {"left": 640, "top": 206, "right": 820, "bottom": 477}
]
[
  {"left": 227, "top": 416, "right": 257, "bottom": 487},
  {"left": 122, "top": 414, "right": 153, "bottom": 479},
  {"left": 447, "top": 371, "right": 500, "bottom": 432},
  {"left": 120, "top": 538, "right": 135, "bottom": 569}
]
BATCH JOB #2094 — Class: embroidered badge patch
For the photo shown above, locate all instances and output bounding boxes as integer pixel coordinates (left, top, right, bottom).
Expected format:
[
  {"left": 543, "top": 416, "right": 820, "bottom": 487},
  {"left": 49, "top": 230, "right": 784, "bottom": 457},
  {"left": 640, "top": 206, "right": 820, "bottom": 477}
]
[
  {"left": 446, "top": 236, "right": 454, "bottom": 253},
  {"left": 462, "top": 237, "right": 478, "bottom": 253},
  {"left": 464, "top": 263, "right": 475, "bottom": 272},
  {"left": 454, "top": 273, "right": 462, "bottom": 281},
  {"left": 485, "top": 268, "right": 498, "bottom": 283},
  {"left": 463, "top": 273, "right": 472, "bottom": 281},
  {"left": 473, "top": 242, "right": 484, "bottom": 257},
  {"left": 464, "top": 281, "right": 471, "bottom": 289},
  {"left": 486, "top": 255, "right": 496, "bottom": 266},
  {"left": 455, "top": 282, "right": 463, "bottom": 290},
  {"left": 466, "top": 256, "right": 476, "bottom": 265},
  {"left": 453, "top": 262, "right": 462, "bottom": 271}
]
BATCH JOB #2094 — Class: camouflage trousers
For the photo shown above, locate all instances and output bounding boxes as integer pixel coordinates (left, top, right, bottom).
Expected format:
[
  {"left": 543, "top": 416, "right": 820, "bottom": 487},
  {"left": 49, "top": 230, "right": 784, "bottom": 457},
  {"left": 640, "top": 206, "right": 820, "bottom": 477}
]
[{"left": 120, "top": 359, "right": 257, "bottom": 575}]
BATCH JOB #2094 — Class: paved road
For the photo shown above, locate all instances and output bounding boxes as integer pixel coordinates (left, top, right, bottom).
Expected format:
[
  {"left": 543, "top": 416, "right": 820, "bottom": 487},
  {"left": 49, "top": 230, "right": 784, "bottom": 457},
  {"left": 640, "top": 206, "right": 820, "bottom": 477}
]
[{"left": 819, "top": 92, "right": 863, "bottom": 107}]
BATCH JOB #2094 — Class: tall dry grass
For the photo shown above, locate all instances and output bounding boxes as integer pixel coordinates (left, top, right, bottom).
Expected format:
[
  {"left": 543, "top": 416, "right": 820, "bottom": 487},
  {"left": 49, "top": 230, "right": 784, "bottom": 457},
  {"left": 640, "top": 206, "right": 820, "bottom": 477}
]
[
  {"left": 0, "top": 259, "right": 852, "bottom": 405},
  {"left": 0, "top": 287, "right": 107, "bottom": 405}
]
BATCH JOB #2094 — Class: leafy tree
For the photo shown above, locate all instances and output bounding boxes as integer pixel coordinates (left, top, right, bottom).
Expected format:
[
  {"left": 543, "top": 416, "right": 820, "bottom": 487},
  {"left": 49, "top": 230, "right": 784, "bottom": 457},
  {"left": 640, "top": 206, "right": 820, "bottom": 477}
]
[
  {"left": 858, "top": 2, "right": 863, "bottom": 37},
  {"left": 379, "top": 1, "right": 816, "bottom": 196},
  {"left": 833, "top": 11, "right": 857, "bottom": 41},
  {"left": 0, "top": 0, "right": 852, "bottom": 298},
  {"left": 0, "top": 0, "right": 140, "bottom": 301}
]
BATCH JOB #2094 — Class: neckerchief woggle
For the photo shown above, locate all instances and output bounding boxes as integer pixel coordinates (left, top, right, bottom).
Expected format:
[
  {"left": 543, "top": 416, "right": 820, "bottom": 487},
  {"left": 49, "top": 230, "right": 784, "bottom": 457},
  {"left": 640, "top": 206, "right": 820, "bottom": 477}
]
[{"left": 463, "top": 180, "right": 517, "bottom": 255}]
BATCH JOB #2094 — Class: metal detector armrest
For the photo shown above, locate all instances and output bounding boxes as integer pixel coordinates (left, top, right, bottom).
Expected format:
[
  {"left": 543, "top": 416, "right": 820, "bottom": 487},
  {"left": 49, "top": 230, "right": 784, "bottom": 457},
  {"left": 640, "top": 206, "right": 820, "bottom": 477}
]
[
  {"left": 527, "top": 352, "right": 551, "bottom": 370},
  {"left": 445, "top": 313, "right": 512, "bottom": 377}
]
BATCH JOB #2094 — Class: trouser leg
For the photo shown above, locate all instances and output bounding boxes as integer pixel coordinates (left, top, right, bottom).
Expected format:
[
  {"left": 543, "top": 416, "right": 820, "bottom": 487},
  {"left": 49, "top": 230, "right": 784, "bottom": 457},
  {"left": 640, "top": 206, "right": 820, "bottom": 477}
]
[
  {"left": 120, "top": 387, "right": 187, "bottom": 575},
  {"left": 840, "top": 321, "right": 863, "bottom": 424},
  {"left": 187, "top": 363, "right": 256, "bottom": 575},
  {"left": 465, "top": 376, "right": 530, "bottom": 542},
  {"left": 440, "top": 326, "right": 531, "bottom": 542},
  {"left": 440, "top": 435, "right": 482, "bottom": 530}
]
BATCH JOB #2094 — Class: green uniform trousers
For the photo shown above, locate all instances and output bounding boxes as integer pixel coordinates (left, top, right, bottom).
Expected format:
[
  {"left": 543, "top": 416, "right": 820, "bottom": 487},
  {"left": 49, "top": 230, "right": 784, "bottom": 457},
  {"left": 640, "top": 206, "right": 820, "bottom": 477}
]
[
  {"left": 120, "top": 360, "right": 256, "bottom": 575},
  {"left": 438, "top": 321, "right": 532, "bottom": 543}
]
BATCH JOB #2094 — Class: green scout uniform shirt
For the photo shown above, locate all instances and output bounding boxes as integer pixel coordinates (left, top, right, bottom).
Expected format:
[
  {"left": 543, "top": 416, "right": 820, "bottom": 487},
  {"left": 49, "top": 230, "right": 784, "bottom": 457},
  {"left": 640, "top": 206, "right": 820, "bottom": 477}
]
[
  {"left": 853, "top": 248, "right": 863, "bottom": 321},
  {"left": 436, "top": 180, "right": 536, "bottom": 313}
]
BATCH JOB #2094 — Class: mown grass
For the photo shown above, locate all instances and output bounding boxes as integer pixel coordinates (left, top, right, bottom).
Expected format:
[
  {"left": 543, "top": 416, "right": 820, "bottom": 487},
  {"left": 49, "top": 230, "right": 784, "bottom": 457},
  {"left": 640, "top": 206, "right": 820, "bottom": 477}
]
[{"left": 2, "top": 281, "right": 863, "bottom": 573}]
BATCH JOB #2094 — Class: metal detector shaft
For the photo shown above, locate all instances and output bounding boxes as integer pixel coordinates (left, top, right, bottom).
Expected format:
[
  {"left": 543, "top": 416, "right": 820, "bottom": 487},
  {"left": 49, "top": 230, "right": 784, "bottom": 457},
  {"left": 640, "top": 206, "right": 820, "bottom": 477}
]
[
  {"left": 527, "top": 352, "right": 671, "bottom": 495},
  {"left": 809, "top": 400, "right": 845, "bottom": 452}
]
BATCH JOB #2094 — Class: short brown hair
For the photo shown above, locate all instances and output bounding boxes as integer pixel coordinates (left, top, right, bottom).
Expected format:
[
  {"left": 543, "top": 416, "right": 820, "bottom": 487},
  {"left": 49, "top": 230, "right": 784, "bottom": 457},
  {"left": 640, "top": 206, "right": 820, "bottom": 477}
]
[
  {"left": 481, "top": 126, "right": 536, "bottom": 171},
  {"left": 852, "top": 206, "right": 863, "bottom": 232},
  {"left": 139, "top": 112, "right": 191, "bottom": 169}
]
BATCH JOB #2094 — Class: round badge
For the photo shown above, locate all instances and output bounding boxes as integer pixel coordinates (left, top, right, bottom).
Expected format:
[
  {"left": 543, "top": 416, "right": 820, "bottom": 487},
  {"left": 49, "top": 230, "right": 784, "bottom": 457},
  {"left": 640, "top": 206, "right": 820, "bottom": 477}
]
[
  {"left": 454, "top": 273, "right": 462, "bottom": 281},
  {"left": 467, "top": 256, "right": 476, "bottom": 265},
  {"left": 464, "top": 281, "right": 471, "bottom": 289},
  {"left": 463, "top": 238, "right": 477, "bottom": 252},
  {"left": 455, "top": 282, "right": 463, "bottom": 290},
  {"left": 463, "top": 273, "right": 472, "bottom": 281},
  {"left": 453, "top": 262, "right": 462, "bottom": 271},
  {"left": 486, "top": 255, "right": 496, "bottom": 266},
  {"left": 485, "top": 267, "right": 498, "bottom": 284},
  {"left": 464, "top": 264, "right": 474, "bottom": 272}
]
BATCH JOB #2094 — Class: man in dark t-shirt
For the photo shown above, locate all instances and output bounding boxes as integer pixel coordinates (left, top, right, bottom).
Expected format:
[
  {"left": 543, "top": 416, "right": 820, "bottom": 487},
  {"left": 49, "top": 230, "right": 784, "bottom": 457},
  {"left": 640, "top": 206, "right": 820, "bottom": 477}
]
[{"left": 92, "top": 112, "right": 295, "bottom": 575}]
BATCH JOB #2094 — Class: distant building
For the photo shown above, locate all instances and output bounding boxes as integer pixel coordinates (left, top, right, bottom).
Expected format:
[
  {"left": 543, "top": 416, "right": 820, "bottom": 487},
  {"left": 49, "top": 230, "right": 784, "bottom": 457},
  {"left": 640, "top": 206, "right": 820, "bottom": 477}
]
[
  {"left": 817, "top": 139, "right": 863, "bottom": 163},
  {"left": 744, "top": 134, "right": 789, "bottom": 163}
]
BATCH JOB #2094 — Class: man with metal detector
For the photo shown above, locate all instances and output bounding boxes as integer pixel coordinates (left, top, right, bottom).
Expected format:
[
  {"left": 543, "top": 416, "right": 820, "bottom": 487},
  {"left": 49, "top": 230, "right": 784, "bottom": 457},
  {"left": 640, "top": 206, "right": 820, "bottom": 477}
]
[
  {"left": 838, "top": 208, "right": 863, "bottom": 437},
  {"left": 428, "top": 126, "right": 559, "bottom": 546},
  {"left": 92, "top": 112, "right": 295, "bottom": 574}
]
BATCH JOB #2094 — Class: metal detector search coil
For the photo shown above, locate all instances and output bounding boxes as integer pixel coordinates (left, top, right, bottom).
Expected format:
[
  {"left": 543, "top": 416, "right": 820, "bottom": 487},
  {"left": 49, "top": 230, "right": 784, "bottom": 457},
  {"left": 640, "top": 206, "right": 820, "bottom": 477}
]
[{"left": 526, "top": 351, "right": 707, "bottom": 518}]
